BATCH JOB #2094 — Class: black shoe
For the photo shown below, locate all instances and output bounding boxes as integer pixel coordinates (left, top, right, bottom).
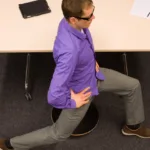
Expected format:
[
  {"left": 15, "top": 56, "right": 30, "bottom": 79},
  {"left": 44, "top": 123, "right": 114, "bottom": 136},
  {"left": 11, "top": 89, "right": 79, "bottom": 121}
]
[{"left": 0, "top": 139, "right": 9, "bottom": 150}]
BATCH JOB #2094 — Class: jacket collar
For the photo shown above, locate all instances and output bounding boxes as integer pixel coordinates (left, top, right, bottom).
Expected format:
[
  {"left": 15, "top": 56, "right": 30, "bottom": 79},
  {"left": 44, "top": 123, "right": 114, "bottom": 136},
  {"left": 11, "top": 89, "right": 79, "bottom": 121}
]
[
  {"left": 63, "top": 18, "right": 94, "bottom": 49},
  {"left": 63, "top": 18, "right": 86, "bottom": 39}
]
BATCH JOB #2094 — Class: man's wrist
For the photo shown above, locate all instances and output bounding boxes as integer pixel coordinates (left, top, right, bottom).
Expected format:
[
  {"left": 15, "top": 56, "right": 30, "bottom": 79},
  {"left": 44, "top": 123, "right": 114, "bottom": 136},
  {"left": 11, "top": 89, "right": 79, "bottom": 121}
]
[{"left": 70, "top": 99, "right": 76, "bottom": 108}]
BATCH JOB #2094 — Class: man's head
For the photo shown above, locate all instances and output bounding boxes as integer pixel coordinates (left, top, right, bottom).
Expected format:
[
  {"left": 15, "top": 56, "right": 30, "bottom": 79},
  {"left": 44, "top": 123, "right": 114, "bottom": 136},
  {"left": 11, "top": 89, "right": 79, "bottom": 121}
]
[{"left": 62, "top": 0, "right": 95, "bottom": 30}]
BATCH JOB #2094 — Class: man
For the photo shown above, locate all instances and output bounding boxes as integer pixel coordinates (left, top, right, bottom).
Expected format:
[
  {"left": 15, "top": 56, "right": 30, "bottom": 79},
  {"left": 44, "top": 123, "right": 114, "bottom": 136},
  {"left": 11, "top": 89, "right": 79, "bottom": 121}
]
[{"left": 0, "top": 0, "right": 150, "bottom": 149}]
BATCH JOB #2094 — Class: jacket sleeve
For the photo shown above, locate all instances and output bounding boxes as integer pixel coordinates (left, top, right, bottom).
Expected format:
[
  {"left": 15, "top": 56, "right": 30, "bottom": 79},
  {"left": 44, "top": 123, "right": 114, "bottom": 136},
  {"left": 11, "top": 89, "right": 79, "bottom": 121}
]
[{"left": 47, "top": 50, "right": 78, "bottom": 109}]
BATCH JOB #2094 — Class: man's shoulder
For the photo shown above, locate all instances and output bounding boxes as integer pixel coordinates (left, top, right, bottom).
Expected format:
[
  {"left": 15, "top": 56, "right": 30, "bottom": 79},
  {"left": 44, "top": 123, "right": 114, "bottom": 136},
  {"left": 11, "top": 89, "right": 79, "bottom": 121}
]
[
  {"left": 54, "top": 19, "right": 79, "bottom": 51},
  {"left": 57, "top": 18, "right": 70, "bottom": 37}
]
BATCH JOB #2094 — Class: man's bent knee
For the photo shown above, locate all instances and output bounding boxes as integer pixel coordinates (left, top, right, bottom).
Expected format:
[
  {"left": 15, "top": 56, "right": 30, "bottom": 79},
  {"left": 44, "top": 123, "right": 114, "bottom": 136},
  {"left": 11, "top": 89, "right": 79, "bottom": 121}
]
[{"left": 129, "top": 78, "right": 140, "bottom": 90}]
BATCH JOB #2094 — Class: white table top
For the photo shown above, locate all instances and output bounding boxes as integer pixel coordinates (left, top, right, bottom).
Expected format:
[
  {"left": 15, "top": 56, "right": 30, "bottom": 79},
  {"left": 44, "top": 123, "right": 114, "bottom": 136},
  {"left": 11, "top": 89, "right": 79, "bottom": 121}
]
[{"left": 0, "top": 0, "right": 150, "bottom": 52}]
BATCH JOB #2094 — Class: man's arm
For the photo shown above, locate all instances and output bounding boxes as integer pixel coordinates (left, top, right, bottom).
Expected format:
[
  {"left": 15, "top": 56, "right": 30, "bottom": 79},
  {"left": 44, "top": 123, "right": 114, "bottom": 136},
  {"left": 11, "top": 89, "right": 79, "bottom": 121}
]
[{"left": 47, "top": 50, "right": 78, "bottom": 109}]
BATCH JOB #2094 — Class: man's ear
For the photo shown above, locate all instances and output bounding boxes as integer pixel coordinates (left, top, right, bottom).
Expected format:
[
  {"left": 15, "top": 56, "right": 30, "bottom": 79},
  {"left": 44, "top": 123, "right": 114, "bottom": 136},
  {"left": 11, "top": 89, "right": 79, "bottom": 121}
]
[{"left": 69, "top": 17, "right": 77, "bottom": 25}]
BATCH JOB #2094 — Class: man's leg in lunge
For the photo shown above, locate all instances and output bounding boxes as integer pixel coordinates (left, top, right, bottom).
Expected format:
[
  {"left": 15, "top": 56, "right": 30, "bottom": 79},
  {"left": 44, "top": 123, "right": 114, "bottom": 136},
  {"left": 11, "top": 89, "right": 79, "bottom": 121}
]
[
  {"left": 97, "top": 68, "right": 150, "bottom": 138},
  {"left": 1, "top": 98, "right": 92, "bottom": 150}
]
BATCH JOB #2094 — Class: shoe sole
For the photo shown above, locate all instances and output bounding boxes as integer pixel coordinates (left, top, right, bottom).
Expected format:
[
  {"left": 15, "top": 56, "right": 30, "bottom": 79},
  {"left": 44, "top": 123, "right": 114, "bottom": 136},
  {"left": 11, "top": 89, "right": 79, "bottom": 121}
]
[{"left": 121, "top": 129, "right": 150, "bottom": 139}]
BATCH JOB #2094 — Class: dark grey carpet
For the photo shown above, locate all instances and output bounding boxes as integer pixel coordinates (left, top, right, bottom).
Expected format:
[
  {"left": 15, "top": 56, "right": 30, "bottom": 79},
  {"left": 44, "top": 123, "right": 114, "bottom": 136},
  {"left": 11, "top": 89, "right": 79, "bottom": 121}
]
[{"left": 0, "top": 52, "right": 150, "bottom": 150}]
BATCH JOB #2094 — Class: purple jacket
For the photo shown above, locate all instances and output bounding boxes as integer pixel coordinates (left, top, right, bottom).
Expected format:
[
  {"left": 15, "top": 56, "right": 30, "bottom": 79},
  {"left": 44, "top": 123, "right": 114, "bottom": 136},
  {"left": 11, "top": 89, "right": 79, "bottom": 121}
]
[{"left": 47, "top": 18, "right": 105, "bottom": 109}]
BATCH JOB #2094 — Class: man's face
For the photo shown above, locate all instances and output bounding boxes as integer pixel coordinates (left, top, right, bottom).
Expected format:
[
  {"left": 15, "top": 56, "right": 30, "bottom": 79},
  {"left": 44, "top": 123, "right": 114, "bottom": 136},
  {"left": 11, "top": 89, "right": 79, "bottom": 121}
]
[
  {"left": 69, "top": 5, "right": 95, "bottom": 30},
  {"left": 77, "top": 5, "right": 95, "bottom": 29}
]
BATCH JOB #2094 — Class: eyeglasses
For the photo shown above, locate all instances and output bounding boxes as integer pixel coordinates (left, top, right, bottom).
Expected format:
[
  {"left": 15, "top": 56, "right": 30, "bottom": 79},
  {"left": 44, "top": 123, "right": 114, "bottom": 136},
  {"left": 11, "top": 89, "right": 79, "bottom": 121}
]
[{"left": 74, "top": 6, "right": 95, "bottom": 21}]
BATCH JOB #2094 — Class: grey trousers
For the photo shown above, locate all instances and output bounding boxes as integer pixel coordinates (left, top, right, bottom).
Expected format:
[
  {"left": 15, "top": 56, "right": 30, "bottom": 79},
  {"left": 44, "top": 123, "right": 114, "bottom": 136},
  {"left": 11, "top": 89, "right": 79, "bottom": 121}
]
[{"left": 10, "top": 68, "right": 145, "bottom": 150}]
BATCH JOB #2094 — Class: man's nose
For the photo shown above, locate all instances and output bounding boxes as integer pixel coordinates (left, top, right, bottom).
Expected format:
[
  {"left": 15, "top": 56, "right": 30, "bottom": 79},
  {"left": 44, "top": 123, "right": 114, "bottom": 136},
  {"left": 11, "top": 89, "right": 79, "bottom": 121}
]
[{"left": 92, "top": 15, "right": 95, "bottom": 19}]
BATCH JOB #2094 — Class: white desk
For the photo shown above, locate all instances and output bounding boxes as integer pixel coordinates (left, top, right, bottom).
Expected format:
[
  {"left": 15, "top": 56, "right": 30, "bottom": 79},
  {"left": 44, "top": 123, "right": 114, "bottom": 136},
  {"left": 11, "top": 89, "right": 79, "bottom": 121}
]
[
  {"left": 1, "top": 0, "right": 150, "bottom": 52},
  {"left": 0, "top": 0, "right": 62, "bottom": 52}
]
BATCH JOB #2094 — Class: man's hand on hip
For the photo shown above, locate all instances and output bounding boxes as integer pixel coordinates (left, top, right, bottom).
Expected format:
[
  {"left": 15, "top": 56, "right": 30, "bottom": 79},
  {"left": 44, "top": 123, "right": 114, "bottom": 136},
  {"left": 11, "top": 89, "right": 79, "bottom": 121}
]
[
  {"left": 70, "top": 87, "right": 91, "bottom": 108},
  {"left": 96, "top": 61, "right": 100, "bottom": 72}
]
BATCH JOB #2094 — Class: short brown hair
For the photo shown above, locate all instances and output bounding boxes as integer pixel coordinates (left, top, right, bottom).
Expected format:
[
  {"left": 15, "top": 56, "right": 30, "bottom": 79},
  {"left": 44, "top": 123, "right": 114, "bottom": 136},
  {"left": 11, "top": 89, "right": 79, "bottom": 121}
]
[{"left": 61, "top": 0, "right": 93, "bottom": 19}]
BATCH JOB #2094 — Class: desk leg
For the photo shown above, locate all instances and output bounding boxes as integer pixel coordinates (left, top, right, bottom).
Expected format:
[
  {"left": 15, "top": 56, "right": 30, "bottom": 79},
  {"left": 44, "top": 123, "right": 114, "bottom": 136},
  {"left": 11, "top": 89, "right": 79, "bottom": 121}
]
[
  {"left": 25, "top": 53, "right": 32, "bottom": 101},
  {"left": 122, "top": 52, "right": 128, "bottom": 75}
]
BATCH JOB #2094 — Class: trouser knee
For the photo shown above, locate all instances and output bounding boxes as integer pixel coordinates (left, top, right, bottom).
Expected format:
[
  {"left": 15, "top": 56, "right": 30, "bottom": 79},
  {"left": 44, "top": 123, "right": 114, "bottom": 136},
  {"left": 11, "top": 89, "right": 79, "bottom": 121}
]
[
  {"left": 51, "top": 126, "right": 71, "bottom": 142},
  {"left": 130, "top": 78, "right": 140, "bottom": 90}
]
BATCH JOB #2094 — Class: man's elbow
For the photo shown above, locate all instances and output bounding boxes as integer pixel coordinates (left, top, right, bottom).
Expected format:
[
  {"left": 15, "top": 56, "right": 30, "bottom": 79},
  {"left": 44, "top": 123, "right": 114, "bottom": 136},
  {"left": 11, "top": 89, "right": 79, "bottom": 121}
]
[{"left": 47, "top": 91, "right": 56, "bottom": 106}]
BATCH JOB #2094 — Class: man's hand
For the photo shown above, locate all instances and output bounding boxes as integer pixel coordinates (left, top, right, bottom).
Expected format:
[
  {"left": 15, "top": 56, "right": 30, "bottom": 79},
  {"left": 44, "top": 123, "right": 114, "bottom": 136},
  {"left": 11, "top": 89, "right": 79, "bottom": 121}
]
[
  {"left": 96, "top": 61, "right": 100, "bottom": 72},
  {"left": 71, "top": 87, "right": 91, "bottom": 108}
]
